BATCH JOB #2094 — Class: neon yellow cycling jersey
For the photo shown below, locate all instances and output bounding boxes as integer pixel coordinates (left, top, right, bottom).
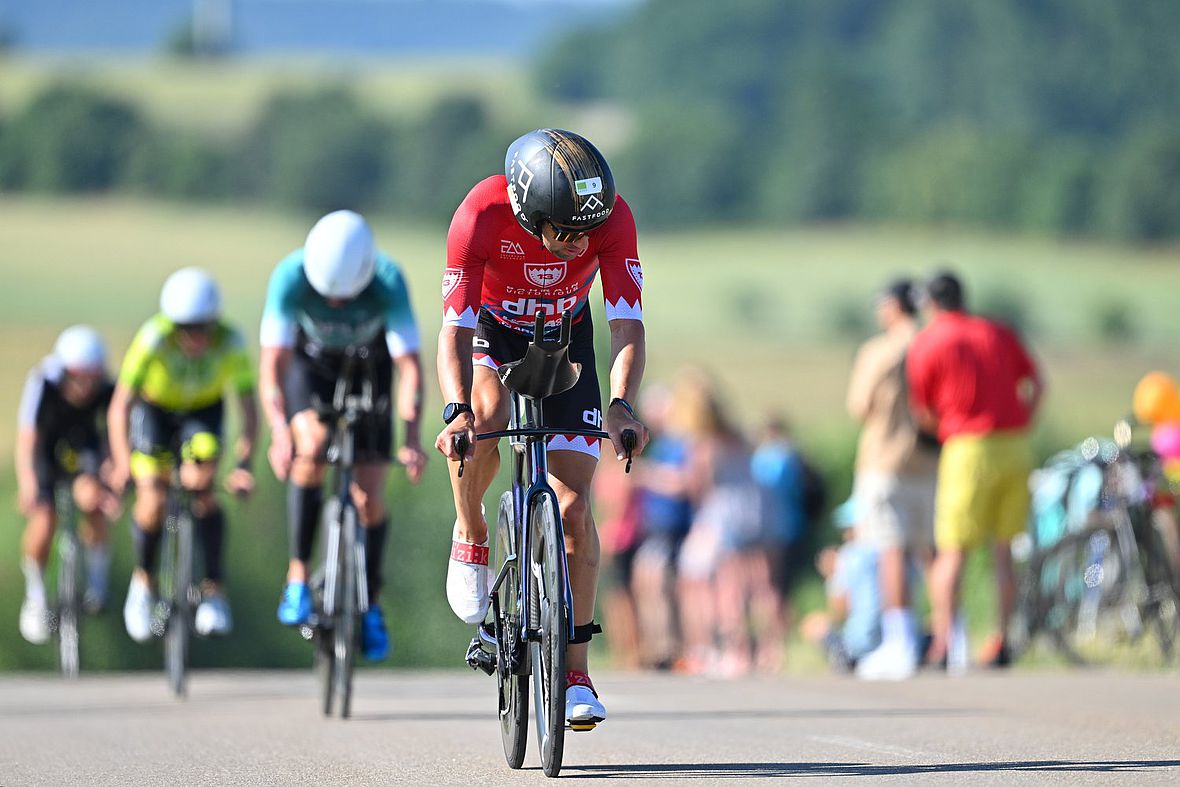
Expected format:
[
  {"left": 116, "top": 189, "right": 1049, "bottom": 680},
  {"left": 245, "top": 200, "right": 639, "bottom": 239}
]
[{"left": 118, "top": 314, "right": 255, "bottom": 412}]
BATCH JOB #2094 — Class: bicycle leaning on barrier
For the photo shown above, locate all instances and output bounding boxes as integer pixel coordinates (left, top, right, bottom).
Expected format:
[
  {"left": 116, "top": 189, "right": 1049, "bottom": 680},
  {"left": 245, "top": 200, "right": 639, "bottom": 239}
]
[{"left": 1012, "top": 421, "right": 1180, "bottom": 665}]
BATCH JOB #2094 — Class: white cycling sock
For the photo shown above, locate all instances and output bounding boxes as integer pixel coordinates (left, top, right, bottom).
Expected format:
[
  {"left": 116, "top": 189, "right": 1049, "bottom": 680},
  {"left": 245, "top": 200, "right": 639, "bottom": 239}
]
[{"left": 22, "top": 556, "right": 46, "bottom": 604}]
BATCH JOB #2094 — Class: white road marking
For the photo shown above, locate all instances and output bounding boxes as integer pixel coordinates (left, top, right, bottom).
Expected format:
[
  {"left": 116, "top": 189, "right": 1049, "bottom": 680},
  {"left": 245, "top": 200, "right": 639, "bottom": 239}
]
[{"left": 808, "top": 734, "right": 945, "bottom": 761}]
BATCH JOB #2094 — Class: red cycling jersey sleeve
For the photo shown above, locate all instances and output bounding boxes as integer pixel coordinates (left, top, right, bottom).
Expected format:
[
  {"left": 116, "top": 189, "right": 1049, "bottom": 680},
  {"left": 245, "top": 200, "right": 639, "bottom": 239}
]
[{"left": 443, "top": 175, "right": 643, "bottom": 334}]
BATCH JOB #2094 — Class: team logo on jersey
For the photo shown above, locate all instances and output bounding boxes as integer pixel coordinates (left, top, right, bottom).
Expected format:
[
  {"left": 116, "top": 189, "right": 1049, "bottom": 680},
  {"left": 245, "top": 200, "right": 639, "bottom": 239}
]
[
  {"left": 500, "top": 239, "right": 525, "bottom": 257},
  {"left": 442, "top": 268, "right": 463, "bottom": 299},
  {"left": 524, "top": 262, "right": 567, "bottom": 289},
  {"left": 626, "top": 258, "right": 644, "bottom": 291}
]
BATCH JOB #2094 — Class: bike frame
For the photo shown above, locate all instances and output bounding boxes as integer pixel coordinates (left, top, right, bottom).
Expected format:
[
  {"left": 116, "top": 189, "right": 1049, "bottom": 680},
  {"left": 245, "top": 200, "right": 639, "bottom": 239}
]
[{"left": 482, "top": 400, "right": 609, "bottom": 656}]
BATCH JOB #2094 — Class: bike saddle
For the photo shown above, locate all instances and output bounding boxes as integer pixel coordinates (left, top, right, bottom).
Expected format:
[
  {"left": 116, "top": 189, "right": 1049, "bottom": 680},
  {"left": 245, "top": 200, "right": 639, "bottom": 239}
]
[{"left": 498, "top": 311, "right": 582, "bottom": 399}]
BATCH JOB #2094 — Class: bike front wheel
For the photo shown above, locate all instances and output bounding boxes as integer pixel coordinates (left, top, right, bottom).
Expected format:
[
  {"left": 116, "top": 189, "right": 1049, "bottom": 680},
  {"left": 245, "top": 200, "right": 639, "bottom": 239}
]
[
  {"left": 495, "top": 491, "right": 529, "bottom": 768},
  {"left": 164, "top": 509, "right": 193, "bottom": 698},
  {"left": 56, "top": 530, "right": 81, "bottom": 679},
  {"left": 334, "top": 502, "right": 360, "bottom": 719},
  {"left": 529, "top": 492, "right": 567, "bottom": 778}
]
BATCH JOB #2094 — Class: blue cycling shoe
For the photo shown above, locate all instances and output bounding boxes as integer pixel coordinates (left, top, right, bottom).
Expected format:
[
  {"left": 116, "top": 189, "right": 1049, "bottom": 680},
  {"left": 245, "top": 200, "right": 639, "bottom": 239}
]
[
  {"left": 277, "top": 582, "right": 313, "bottom": 625},
  {"left": 362, "top": 605, "right": 391, "bottom": 662}
]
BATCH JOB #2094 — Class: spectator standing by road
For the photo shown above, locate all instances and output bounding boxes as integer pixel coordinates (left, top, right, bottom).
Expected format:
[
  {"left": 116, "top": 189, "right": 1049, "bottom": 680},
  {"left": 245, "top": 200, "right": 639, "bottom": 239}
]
[
  {"left": 907, "top": 271, "right": 1043, "bottom": 670},
  {"left": 630, "top": 383, "right": 694, "bottom": 670},
  {"left": 846, "top": 279, "right": 939, "bottom": 680}
]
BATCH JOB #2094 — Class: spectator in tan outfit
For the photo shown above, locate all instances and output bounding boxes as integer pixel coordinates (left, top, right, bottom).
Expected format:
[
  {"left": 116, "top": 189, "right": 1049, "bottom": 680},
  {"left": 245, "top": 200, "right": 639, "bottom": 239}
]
[{"left": 845, "top": 279, "right": 940, "bottom": 680}]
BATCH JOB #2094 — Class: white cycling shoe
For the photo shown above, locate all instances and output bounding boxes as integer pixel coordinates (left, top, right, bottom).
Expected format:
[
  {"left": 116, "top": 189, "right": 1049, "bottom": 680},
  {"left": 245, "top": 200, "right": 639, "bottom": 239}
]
[
  {"left": 195, "top": 592, "right": 233, "bottom": 637},
  {"left": 19, "top": 596, "right": 51, "bottom": 645},
  {"left": 565, "top": 673, "right": 606, "bottom": 731},
  {"left": 446, "top": 522, "right": 492, "bottom": 625},
  {"left": 123, "top": 576, "right": 155, "bottom": 644}
]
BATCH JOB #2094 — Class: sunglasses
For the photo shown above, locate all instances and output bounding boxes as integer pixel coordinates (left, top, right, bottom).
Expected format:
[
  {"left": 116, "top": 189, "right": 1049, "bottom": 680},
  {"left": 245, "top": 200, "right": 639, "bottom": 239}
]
[
  {"left": 548, "top": 223, "right": 590, "bottom": 243},
  {"left": 175, "top": 321, "right": 215, "bottom": 336}
]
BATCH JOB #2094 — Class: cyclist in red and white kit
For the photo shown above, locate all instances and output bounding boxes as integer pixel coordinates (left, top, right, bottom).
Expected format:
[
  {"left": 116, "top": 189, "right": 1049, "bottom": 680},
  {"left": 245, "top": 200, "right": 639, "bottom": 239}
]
[{"left": 435, "top": 129, "right": 649, "bottom": 728}]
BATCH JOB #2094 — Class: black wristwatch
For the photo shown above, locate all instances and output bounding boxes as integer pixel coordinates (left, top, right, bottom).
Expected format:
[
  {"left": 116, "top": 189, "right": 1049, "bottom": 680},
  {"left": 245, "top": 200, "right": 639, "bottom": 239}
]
[
  {"left": 609, "top": 397, "right": 636, "bottom": 419},
  {"left": 442, "top": 402, "right": 473, "bottom": 424}
]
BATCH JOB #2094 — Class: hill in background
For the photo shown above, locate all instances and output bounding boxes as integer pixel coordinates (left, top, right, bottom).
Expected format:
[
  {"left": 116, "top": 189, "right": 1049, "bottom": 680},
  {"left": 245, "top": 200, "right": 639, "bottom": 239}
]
[{"left": 0, "top": 0, "right": 634, "bottom": 57}]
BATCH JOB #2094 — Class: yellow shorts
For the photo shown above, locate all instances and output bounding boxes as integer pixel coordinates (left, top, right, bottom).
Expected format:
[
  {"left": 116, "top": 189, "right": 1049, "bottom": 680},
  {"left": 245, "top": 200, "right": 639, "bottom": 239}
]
[{"left": 935, "top": 430, "right": 1032, "bottom": 550}]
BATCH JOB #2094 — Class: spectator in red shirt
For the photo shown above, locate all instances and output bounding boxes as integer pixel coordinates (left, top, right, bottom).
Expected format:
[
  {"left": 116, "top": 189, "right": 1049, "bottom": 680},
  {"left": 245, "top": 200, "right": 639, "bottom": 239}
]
[{"left": 907, "top": 271, "right": 1043, "bottom": 671}]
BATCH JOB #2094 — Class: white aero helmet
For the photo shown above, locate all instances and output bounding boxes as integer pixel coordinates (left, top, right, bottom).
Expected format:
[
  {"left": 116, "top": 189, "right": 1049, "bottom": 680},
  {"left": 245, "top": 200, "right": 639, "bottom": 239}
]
[
  {"left": 303, "top": 210, "right": 376, "bottom": 299},
  {"left": 160, "top": 267, "right": 221, "bottom": 324},
  {"left": 54, "top": 325, "right": 107, "bottom": 371}
]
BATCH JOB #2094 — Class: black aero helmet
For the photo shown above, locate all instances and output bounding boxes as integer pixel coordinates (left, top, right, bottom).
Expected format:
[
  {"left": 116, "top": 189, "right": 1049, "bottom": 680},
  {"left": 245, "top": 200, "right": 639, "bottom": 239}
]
[{"left": 505, "top": 128, "right": 616, "bottom": 238}]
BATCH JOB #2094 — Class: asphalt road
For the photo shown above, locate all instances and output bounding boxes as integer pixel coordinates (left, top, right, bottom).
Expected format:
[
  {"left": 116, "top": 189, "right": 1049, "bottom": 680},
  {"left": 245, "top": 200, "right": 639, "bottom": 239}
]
[{"left": 0, "top": 669, "right": 1177, "bottom": 785}]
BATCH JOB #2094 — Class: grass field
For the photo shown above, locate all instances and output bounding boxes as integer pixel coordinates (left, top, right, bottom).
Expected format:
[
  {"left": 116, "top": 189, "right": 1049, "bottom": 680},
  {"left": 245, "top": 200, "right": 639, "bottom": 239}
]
[
  {"left": 3, "top": 190, "right": 1180, "bottom": 673},
  {"left": 0, "top": 56, "right": 536, "bottom": 136}
]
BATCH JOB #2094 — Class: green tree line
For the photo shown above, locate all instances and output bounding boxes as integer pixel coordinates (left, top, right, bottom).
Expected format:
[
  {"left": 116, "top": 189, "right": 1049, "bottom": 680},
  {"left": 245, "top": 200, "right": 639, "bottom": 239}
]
[
  {"left": 0, "top": 83, "right": 508, "bottom": 220},
  {"left": 2, "top": 0, "right": 1180, "bottom": 241},
  {"left": 538, "top": 0, "right": 1180, "bottom": 241}
]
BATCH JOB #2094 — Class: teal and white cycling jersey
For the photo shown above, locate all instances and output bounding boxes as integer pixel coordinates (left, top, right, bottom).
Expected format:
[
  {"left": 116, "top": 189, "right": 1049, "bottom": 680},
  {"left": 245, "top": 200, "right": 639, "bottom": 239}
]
[{"left": 259, "top": 249, "right": 420, "bottom": 357}]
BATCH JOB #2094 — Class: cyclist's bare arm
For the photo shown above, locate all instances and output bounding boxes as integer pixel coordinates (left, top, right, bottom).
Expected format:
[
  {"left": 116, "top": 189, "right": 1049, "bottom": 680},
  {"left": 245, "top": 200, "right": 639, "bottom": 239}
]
[
  {"left": 14, "top": 426, "right": 39, "bottom": 514},
  {"left": 393, "top": 351, "right": 427, "bottom": 483},
  {"left": 225, "top": 389, "right": 259, "bottom": 496},
  {"left": 435, "top": 325, "right": 476, "bottom": 461},
  {"left": 606, "top": 318, "right": 649, "bottom": 458},
  {"left": 258, "top": 345, "right": 293, "bottom": 479},
  {"left": 106, "top": 382, "right": 136, "bottom": 492}
]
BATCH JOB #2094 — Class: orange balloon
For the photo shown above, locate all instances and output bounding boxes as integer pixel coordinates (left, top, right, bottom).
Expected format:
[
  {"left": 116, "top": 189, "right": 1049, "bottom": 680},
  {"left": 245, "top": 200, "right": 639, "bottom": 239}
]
[{"left": 1133, "top": 371, "right": 1180, "bottom": 425}]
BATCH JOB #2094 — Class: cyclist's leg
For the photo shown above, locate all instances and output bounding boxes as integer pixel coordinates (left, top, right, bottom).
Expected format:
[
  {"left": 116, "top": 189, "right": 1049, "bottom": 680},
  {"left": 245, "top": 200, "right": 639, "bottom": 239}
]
[
  {"left": 282, "top": 348, "right": 333, "bottom": 588},
  {"left": 352, "top": 462, "right": 390, "bottom": 600},
  {"left": 350, "top": 347, "right": 395, "bottom": 603},
  {"left": 288, "top": 409, "right": 330, "bottom": 582},
  {"left": 178, "top": 408, "right": 225, "bottom": 588},
  {"left": 18, "top": 446, "right": 57, "bottom": 643},
  {"left": 72, "top": 459, "right": 112, "bottom": 611},
  {"left": 450, "top": 364, "right": 509, "bottom": 542},
  {"left": 179, "top": 413, "right": 234, "bottom": 636},
  {"left": 21, "top": 446, "right": 58, "bottom": 567},
  {"left": 353, "top": 460, "right": 391, "bottom": 660},
  {"left": 443, "top": 364, "right": 508, "bottom": 624},
  {"left": 547, "top": 450, "right": 600, "bottom": 674},
  {"left": 127, "top": 401, "right": 176, "bottom": 583}
]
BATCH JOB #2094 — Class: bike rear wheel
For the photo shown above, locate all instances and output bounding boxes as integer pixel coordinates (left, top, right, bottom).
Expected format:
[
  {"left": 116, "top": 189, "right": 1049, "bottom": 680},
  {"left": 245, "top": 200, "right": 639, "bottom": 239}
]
[
  {"left": 164, "top": 508, "right": 193, "bottom": 698},
  {"left": 56, "top": 529, "right": 81, "bottom": 679},
  {"left": 529, "top": 493, "right": 566, "bottom": 778},
  {"left": 495, "top": 491, "right": 529, "bottom": 769}
]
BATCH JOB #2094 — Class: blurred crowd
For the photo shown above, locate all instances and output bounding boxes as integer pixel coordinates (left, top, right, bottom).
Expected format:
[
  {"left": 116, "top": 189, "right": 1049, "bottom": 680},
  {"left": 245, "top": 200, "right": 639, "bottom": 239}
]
[
  {"left": 593, "top": 370, "right": 826, "bottom": 677},
  {"left": 596, "top": 269, "right": 1046, "bottom": 681}
]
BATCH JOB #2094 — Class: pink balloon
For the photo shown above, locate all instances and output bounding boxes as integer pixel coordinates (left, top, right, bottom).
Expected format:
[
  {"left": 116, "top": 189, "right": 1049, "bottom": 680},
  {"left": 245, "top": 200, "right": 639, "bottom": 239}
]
[{"left": 1152, "top": 423, "right": 1180, "bottom": 460}]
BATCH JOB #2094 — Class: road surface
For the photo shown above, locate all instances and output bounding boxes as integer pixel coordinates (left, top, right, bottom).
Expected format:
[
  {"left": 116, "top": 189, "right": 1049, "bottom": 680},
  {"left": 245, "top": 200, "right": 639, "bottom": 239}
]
[{"left": 1, "top": 669, "right": 1177, "bottom": 785}]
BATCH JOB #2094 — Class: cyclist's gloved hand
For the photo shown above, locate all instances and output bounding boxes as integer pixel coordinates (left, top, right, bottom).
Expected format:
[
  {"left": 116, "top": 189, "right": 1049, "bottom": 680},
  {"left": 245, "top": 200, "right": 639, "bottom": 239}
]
[
  {"left": 107, "top": 459, "right": 132, "bottom": 498},
  {"left": 225, "top": 467, "right": 255, "bottom": 498},
  {"left": 398, "top": 442, "right": 428, "bottom": 485},
  {"left": 605, "top": 401, "right": 649, "bottom": 461},
  {"left": 435, "top": 413, "right": 476, "bottom": 463},
  {"left": 99, "top": 487, "right": 124, "bottom": 520}
]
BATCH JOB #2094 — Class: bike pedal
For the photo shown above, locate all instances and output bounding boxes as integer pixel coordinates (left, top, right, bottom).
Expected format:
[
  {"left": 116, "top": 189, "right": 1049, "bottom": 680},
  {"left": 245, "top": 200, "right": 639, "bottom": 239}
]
[
  {"left": 465, "top": 636, "right": 496, "bottom": 676},
  {"left": 567, "top": 722, "right": 597, "bottom": 732}
]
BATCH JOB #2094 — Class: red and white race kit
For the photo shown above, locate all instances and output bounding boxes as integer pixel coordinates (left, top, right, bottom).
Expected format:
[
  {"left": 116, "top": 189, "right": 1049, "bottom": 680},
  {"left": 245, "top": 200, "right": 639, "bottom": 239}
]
[{"left": 443, "top": 175, "right": 644, "bottom": 457}]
